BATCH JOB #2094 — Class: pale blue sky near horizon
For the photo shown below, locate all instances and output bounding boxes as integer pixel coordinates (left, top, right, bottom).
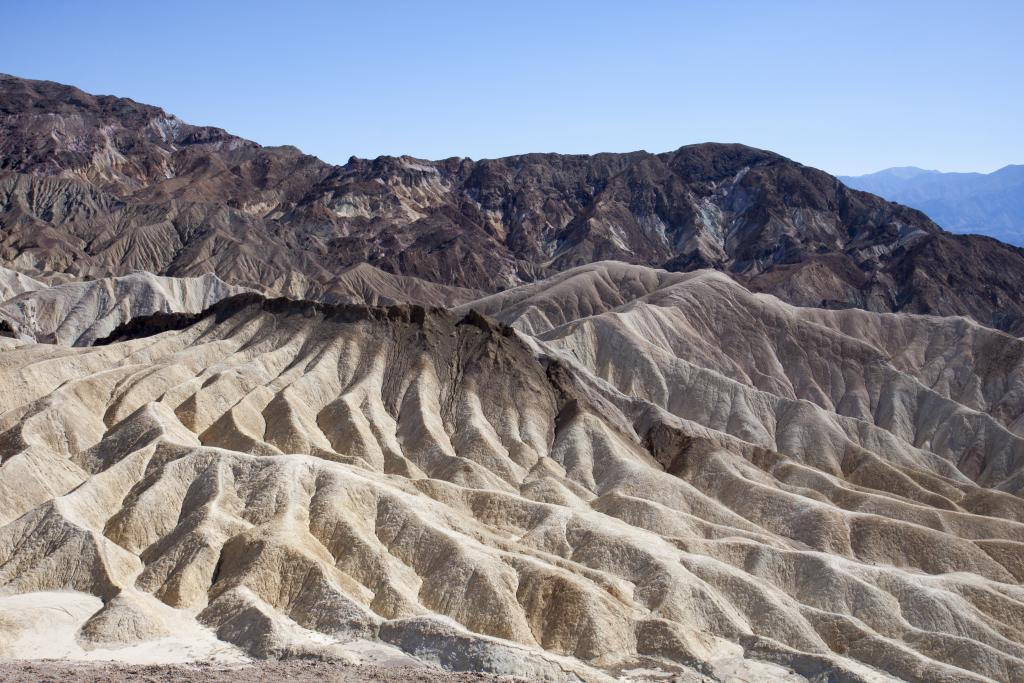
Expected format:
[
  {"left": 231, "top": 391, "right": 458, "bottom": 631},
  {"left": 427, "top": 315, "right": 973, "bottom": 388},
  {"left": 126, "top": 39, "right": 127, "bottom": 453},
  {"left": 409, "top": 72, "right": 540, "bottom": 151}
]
[{"left": 1, "top": 0, "right": 1021, "bottom": 176}]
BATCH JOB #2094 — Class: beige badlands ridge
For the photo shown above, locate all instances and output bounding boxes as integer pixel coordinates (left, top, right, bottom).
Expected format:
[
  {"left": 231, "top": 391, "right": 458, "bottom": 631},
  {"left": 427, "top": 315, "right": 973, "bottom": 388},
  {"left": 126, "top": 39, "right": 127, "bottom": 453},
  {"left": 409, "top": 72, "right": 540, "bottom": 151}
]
[{"left": 1, "top": 261, "right": 1024, "bottom": 682}]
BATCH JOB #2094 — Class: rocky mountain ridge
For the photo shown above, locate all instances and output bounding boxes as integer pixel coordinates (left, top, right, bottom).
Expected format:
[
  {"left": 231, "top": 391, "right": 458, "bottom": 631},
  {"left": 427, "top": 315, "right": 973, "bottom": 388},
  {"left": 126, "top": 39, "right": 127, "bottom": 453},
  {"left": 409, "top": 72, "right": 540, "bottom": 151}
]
[{"left": 4, "top": 74, "right": 1024, "bottom": 333}]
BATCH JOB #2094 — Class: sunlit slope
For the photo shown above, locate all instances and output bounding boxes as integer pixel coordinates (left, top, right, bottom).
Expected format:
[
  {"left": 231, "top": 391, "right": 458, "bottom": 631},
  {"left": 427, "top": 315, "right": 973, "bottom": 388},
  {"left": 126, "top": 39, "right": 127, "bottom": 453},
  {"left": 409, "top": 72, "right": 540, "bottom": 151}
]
[{"left": 0, "top": 276, "right": 1022, "bottom": 680}]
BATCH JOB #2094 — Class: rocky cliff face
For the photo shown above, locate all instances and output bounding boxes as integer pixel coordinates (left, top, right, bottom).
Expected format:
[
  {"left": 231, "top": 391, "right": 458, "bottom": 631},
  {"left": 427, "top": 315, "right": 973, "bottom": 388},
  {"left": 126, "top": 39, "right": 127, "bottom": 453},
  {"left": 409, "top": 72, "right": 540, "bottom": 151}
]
[{"left": 4, "top": 74, "right": 1024, "bottom": 332}]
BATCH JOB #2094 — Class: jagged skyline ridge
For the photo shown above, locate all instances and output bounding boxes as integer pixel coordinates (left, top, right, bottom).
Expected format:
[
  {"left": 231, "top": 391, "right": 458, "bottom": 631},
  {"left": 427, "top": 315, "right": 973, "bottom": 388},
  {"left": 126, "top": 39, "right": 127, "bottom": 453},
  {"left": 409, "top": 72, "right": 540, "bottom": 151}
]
[{"left": 5, "top": 73, "right": 1024, "bottom": 337}]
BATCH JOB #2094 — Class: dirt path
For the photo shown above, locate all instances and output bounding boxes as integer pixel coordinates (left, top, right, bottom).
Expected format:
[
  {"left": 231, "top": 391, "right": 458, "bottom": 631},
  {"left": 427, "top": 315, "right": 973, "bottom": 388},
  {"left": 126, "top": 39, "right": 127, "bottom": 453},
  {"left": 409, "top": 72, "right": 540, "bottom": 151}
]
[{"left": 0, "top": 660, "right": 526, "bottom": 683}]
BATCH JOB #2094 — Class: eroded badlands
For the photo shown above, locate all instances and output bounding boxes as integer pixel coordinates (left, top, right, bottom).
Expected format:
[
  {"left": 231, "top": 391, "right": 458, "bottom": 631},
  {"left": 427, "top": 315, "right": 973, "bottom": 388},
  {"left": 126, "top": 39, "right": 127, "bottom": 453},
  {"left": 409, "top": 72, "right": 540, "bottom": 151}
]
[{"left": 1, "top": 264, "right": 1023, "bottom": 682}]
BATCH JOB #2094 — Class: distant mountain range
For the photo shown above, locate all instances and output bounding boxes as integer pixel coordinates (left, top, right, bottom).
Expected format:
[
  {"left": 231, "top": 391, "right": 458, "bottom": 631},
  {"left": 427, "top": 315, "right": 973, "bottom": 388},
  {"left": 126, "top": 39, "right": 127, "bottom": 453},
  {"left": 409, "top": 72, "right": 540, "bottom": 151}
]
[{"left": 840, "top": 165, "right": 1024, "bottom": 245}]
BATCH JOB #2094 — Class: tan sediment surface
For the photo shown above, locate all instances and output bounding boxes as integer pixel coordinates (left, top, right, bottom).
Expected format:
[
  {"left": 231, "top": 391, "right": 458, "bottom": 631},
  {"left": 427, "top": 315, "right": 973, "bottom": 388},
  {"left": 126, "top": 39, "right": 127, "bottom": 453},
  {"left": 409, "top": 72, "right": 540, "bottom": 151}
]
[{"left": 1, "top": 264, "right": 1023, "bottom": 681}]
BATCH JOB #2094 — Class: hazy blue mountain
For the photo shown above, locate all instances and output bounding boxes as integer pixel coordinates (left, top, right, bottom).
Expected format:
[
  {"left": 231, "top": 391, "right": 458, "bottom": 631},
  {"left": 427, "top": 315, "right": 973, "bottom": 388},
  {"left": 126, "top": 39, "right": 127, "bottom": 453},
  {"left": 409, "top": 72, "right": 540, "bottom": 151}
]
[{"left": 840, "top": 165, "right": 1024, "bottom": 245}]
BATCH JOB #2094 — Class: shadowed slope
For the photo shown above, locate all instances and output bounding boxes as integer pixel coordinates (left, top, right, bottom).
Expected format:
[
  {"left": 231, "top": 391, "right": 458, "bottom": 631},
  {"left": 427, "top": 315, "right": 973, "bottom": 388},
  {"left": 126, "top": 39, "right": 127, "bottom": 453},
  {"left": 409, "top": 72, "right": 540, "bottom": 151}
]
[{"left": 0, "top": 271, "right": 245, "bottom": 345}]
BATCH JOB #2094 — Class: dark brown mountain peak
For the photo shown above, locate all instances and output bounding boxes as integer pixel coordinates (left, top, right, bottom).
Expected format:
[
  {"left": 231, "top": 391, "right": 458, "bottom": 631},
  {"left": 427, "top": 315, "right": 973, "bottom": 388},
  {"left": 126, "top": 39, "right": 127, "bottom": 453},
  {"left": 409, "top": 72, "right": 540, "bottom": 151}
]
[{"left": 2, "top": 74, "right": 1024, "bottom": 332}]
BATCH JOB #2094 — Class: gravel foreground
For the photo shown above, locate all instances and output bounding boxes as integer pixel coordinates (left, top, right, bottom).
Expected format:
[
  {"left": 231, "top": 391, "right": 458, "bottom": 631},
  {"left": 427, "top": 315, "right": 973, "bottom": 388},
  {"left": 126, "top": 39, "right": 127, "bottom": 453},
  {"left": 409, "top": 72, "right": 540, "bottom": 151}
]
[{"left": 0, "top": 661, "right": 526, "bottom": 683}]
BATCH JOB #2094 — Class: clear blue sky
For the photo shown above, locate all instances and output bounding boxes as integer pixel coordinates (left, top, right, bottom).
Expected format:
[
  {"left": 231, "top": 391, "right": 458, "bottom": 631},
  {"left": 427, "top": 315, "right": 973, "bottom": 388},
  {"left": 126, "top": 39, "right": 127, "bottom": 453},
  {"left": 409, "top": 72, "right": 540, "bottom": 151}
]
[{"left": 2, "top": 1, "right": 1021, "bottom": 175}]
